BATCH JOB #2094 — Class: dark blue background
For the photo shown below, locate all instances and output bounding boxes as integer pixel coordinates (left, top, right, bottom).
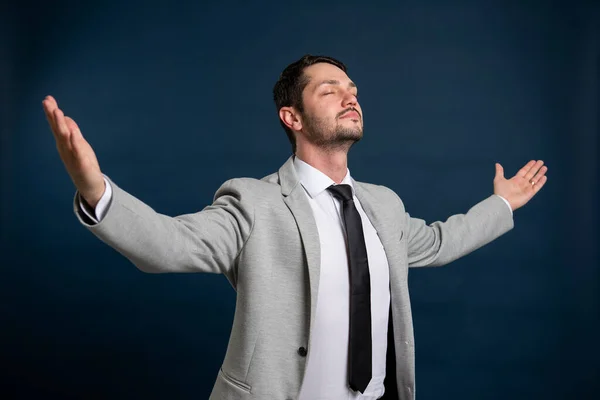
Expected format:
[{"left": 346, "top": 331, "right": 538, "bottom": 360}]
[{"left": 2, "top": 0, "right": 598, "bottom": 398}]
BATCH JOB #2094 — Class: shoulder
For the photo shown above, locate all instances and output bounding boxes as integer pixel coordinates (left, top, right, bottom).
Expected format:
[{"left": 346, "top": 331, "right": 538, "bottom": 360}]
[
  {"left": 214, "top": 175, "right": 280, "bottom": 201},
  {"left": 354, "top": 180, "right": 404, "bottom": 207}
]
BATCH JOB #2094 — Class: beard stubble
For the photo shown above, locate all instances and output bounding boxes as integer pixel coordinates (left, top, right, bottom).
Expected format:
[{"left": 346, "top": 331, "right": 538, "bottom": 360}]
[{"left": 301, "top": 112, "right": 363, "bottom": 152}]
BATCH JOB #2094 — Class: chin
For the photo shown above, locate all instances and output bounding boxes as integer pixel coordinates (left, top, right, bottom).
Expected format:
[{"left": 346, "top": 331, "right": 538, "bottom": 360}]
[{"left": 336, "top": 130, "right": 363, "bottom": 142}]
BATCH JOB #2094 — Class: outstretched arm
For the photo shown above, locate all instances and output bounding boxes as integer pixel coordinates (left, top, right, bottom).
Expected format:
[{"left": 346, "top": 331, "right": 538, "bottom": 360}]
[
  {"left": 73, "top": 177, "right": 254, "bottom": 283},
  {"left": 44, "top": 96, "right": 254, "bottom": 284},
  {"left": 406, "top": 160, "right": 547, "bottom": 267}
]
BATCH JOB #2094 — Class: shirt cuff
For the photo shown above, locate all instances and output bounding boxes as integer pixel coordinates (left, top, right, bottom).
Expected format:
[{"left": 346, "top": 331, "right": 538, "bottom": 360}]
[
  {"left": 495, "top": 194, "right": 513, "bottom": 216},
  {"left": 78, "top": 176, "right": 112, "bottom": 223}
]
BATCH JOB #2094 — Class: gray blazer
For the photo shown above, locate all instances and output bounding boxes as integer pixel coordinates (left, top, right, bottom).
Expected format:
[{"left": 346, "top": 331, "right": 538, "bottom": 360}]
[{"left": 74, "top": 155, "right": 514, "bottom": 400}]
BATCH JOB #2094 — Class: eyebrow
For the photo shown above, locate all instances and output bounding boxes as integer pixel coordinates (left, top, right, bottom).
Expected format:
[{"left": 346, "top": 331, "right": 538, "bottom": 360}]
[{"left": 315, "top": 79, "right": 357, "bottom": 90}]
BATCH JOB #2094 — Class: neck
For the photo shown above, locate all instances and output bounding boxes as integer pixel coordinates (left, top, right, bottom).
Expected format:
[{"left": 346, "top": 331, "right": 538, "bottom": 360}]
[{"left": 295, "top": 146, "right": 349, "bottom": 184}]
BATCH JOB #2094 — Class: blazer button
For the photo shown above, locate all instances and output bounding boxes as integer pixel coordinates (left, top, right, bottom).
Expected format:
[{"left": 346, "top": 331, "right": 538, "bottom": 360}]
[{"left": 297, "top": 346, "right": 307, "bottom": 357}]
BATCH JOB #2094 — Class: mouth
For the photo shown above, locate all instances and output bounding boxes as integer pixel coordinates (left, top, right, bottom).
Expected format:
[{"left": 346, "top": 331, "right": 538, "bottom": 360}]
[{"left": 339, "top": 110, "right": 360, "bottom": 120}]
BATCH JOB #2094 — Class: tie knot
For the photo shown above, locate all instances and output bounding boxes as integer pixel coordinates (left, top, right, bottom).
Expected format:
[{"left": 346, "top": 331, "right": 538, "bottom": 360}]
[{"left": 327, "top": 184, "right": 353, "bottom": 202}]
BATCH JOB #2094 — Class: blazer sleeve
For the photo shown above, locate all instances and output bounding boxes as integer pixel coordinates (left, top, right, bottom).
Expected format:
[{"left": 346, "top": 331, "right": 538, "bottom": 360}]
[
  {"left": 73, "top": 176, "right": 255, "bottom": 282},
  {"left": 406, "top": 194, "right": 514, "bottom": 267}
]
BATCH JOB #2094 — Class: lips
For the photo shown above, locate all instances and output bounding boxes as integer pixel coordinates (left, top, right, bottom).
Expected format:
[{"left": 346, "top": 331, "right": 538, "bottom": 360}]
[{"left": 340, "top": 111, "right": 360, "bottom": 119}]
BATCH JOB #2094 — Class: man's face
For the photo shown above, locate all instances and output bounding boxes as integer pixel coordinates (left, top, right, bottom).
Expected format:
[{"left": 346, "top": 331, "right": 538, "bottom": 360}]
[{"left": 298, "top": 63, "right": 363, "bottom": 150}]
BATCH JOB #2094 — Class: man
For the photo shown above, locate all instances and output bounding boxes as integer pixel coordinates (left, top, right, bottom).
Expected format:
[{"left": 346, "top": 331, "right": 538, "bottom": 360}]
[{"left": 43, "top": 54, "right": 547, "bottom": 400}]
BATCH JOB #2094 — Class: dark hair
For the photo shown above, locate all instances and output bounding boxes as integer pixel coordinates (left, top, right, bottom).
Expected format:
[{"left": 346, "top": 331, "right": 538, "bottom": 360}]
[{"left": 273, "top": 54, "right": 347, "bottom": 153}]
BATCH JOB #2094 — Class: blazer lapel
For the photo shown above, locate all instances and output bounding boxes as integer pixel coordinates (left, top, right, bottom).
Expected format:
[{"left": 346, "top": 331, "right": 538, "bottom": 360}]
[
  {"left": 279, "top": 156, "right": 322, "bottom": 338},
  {"left": 353, "top": 181, "right": 400, "bottom": 266}
]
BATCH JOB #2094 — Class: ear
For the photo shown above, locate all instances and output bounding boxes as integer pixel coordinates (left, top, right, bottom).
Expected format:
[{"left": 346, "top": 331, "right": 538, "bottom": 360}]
[{"left": 279, "top": 107, "right": 303, "bottom": 132}]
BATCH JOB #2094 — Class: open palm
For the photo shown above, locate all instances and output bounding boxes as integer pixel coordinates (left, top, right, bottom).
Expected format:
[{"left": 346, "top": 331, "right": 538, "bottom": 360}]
[
  {"left": 494, "top": 160, "right": 548, "bottom": 211},
  {"left": 43, "top": 95, "right": 105, "bottom": 207}
]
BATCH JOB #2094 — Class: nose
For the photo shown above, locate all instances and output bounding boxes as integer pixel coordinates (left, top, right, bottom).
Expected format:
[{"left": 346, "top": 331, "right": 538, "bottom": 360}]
[{"left": 342, "top": 90, "right": 358, "bottom": 107}]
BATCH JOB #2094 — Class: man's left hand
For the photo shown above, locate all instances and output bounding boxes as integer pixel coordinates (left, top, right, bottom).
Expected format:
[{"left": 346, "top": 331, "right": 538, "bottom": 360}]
[{"left": 494, "top": 160, "right": 548, "bottom": 211}]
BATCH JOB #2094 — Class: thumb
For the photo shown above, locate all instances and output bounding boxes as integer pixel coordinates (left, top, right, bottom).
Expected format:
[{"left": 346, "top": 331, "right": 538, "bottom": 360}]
[{"left": 495, "top": 163, "right": 505, "bottom": 181}]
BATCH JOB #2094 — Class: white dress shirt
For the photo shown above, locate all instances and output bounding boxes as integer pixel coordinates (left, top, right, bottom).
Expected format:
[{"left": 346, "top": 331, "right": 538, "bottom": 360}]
[{"left": 294, "top": 157, "right": 390, "bottom": 400}]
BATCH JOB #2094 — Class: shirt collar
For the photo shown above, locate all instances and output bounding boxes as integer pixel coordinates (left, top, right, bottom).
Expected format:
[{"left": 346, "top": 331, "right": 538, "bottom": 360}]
[{"left": 293, "top": 155, "right": 354, "bottom": 199}]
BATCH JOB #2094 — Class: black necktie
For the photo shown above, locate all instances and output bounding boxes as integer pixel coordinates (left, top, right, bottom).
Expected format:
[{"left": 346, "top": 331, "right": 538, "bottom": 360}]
[{"left": 327, "top": 184, "right": 372, "bottom": 393}]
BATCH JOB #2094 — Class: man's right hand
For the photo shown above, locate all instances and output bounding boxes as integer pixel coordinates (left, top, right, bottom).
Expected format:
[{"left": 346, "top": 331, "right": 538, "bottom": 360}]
[{"left": 43, "top": 95, "right": 105, "bottom": 208}]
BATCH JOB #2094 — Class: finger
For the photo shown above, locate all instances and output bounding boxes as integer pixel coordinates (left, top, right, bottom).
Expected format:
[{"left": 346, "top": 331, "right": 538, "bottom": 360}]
[
  {"left": 533, "top": 175, "right": 547, "bottom": 192},
  {"left": 43, "top": 95, "right": 58, "bottom": 115},
  {"left": 494, "top": 163, "right": 505, "bottom": 180},
  {"left": 517, "top": 160, "right": 536, "bottom": 178},
  {"left": 42, "top": 96, "right": 59, "bottom": 134},
  {"left": 524, "top": 160, "right": 544, "bottom": 181},
  {"left": 65, "top": 117, "right": 85, "bottom": 154},
  {"left": 53, "top": 108, "right": 71, "bottom": 144},
  {"left": 530, "top": 165, "right": 548, "bottom": 183},
  {"left": 69, "top": 128, "right": 82, "bottom": 157},
  {"left": 45, "top": 95, "right": 57, "bottom": 106},
  {"left": 65, "top": 116, "right": 83, "bottom": 140}
]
